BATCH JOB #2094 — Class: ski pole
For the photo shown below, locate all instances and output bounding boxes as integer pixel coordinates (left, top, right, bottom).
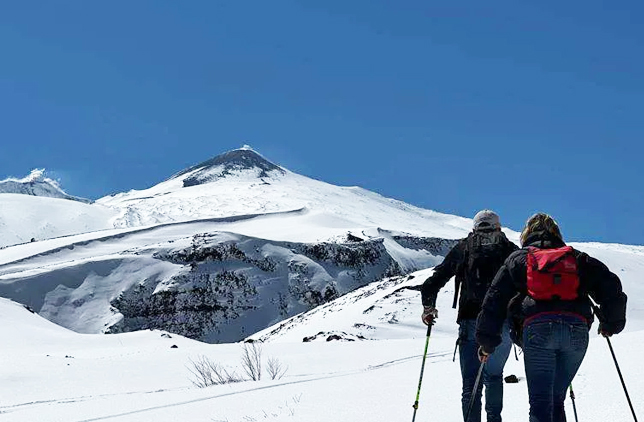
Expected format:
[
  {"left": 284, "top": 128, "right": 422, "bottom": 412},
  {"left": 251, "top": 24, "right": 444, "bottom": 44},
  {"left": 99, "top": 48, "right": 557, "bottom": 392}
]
[
  {"left": 569, "top": 384, "right": 579, "bottom": 422},
  {"left": 591, "top": 304, "right": 638, "bottom": 422},
  {"left": 464, "top": 360, "right": 485, "bottom": 422},
  {"left": 605, "top": 336, "right": 638, "bottom": 422},
  {"left": 411, "top": 324, "right": 433, "bottom": 422}
]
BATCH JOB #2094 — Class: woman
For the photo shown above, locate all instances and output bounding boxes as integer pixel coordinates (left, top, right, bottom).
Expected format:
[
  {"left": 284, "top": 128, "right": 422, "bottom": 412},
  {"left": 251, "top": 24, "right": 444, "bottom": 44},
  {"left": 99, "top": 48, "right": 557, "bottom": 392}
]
[{"left": 475, "top": 213, "right": 627, "bottom": 422}]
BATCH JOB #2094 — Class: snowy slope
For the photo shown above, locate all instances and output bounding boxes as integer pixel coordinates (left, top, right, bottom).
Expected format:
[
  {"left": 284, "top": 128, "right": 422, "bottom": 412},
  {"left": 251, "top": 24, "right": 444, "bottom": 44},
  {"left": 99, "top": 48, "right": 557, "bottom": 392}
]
[
  {"left": 252, "top": 242, "right": 644, "bottom": 343},
  {"left": 0, "top": 170, "right": 117, "bottom": 248},
  {"left": 0, "top": 194, "right": 118, "bottom": 248},
  {"left": 0, "top": 208, "right": 454, "bottom": 342},
  {"left": 0, "top": 261, "right": 641, "bottom": 422}
]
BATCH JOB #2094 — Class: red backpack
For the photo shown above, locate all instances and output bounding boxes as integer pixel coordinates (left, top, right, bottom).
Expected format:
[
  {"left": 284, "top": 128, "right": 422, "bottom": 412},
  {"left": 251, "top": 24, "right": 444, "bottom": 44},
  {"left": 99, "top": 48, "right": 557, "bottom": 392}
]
[{"left": 526, "top": 246, "right": 579, "bottom": 300}]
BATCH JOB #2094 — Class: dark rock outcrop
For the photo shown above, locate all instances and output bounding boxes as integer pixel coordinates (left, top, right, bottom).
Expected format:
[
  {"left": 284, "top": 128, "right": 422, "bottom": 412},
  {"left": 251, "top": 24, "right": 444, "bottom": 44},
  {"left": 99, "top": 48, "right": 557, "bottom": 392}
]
[
  {"left": 171, "top": 148, "right": 286, "bottom": 188},
  {"left": 106, "top": 232, "right": 438, "bottom": 343}
]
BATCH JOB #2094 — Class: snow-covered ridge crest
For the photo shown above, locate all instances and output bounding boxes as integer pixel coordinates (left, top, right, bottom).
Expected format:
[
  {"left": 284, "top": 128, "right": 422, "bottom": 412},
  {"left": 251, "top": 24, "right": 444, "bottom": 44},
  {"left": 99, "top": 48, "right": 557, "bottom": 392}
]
[
  {"left": 0, "top": 169, "right": 92, "bottom": 203},
  {"left": 4, "top": 147, "right": 476, "bottom": 247},
  {"left": 98, "top": 147, "right": 476, "bottom": 237},
  {"left": 14, "top": 169, "right": 52, "bottom": 185}
]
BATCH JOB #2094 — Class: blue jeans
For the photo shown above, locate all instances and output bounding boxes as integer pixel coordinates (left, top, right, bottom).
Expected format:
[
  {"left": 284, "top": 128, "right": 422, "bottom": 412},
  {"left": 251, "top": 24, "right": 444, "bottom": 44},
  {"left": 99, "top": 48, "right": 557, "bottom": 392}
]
[
  {"left": 522, "top": 314, "right": 589, "bottom": 422},
  {"left": 459, "top": 319, "right": 512, "bottom": 422}
]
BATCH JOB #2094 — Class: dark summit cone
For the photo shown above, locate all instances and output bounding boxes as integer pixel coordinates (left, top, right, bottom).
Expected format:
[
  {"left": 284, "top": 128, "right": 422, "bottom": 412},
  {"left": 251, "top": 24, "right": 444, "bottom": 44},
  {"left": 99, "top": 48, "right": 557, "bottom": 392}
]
[{"left": 172, "top": 147, "right": 286, "bottom": 187}]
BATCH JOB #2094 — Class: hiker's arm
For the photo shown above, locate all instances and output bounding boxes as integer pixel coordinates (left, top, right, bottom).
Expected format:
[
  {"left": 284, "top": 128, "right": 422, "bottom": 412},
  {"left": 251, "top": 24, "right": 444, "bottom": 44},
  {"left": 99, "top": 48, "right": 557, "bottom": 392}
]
[
  {"left": 581, "top": 253, "right": 627, "bottom": 335},
  {"left": 421, "top": 241, "right": 464, "bottom": 306},
  {"left": 476, "top": 258, "right": 519, "bottom": 351}
]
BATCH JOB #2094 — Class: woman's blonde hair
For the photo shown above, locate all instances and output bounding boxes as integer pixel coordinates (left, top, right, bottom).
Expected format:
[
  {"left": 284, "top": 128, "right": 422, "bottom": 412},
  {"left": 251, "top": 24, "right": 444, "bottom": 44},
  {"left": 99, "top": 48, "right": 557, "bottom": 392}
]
[{"left": 520, "top": 213, "right": 563, "bottom": 246}]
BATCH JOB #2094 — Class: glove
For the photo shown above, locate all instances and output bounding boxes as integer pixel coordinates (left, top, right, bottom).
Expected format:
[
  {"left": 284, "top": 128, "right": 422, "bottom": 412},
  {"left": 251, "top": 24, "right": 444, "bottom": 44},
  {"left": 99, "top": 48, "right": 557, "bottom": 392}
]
[
  {"left": 598, "top": 323, "right": 613, "bottom": 338},
  {"left": 421, "top": 306, "right": 438, "bottom": 326},
  {"left": 478, "top": 345, "right": 493, "bottom": 363}
]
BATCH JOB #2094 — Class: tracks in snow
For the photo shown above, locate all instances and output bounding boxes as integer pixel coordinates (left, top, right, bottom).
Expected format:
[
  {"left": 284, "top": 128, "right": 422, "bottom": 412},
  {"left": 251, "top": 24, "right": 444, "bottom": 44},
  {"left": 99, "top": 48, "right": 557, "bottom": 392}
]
[{"left": 0, "top": 347, "right": 452, "bottom": 421}]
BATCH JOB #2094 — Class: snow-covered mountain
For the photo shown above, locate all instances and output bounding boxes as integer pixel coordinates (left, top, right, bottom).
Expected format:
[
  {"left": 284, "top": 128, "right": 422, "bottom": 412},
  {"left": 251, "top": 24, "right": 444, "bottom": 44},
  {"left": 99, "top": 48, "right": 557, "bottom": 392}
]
[
  {"left": 0, "top": 146, "right": 641, "bottom": 347},
  {"left": 0, "top": 169, "right": 92, "bottom": 203},
  {"left": 0, "top": 147, "right": 478, "bottom": 343},
  {"left": 97, "top": 146, "right": 475, "bottom": 237},
  {"left": 0, "top": 260, "right": 641, "bottom": 422},
  {"left": 1, "top": 147, "right": 473, "bottom": 247},
  {"left": 0, "top": 147, "right": 642, "bottom": 421},
  {"left": 0, "top": 170, "right": 112, "bottom": 247}
]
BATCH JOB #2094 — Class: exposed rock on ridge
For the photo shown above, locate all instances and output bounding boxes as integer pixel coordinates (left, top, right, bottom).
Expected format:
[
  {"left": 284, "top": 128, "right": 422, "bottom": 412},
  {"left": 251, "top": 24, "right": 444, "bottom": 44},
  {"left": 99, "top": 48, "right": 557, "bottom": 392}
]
[
  {"left": 106, "top": 232, "right": 456, "bottom": 343},
  {"left": 172, "top": 148, "right": 286, "bottom": 188}
]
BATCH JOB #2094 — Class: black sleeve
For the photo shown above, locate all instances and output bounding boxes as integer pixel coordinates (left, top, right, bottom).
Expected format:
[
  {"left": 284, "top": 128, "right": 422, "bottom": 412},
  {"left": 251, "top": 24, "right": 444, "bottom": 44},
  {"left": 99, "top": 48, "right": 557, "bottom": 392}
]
[
  {"left": 579, "top": 253, "right": 628, "bottom": 335},
  {"left": 475, "top": 258, "right": 519, "bottom": 351},
  {"left": 420, "top": 240, "right": 464, "bottom": 306}
]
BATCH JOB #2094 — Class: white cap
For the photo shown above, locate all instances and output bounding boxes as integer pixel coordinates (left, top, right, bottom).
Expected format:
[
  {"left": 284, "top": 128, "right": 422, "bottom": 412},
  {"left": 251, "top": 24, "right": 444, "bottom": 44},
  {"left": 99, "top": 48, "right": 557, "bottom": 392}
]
[{"left": 473, "top": 210, "right": 501, "bottom": 231}]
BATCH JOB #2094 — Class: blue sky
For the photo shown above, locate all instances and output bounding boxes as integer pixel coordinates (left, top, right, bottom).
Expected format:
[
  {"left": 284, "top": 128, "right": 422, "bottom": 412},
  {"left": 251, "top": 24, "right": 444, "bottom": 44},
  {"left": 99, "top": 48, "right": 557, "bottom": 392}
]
[{"left": 1, "top": 1, "right": 642, "bottom": 245}]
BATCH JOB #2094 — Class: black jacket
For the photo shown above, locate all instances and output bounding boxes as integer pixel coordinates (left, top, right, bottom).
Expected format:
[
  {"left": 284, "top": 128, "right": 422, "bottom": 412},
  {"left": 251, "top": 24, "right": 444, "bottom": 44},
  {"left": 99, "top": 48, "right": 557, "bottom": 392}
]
[
  {"left": 475, "top": 230, "right": 628, "bottom": 352},
  {"left": 421, "top": 231, "right": 518, "bottom": 321}
]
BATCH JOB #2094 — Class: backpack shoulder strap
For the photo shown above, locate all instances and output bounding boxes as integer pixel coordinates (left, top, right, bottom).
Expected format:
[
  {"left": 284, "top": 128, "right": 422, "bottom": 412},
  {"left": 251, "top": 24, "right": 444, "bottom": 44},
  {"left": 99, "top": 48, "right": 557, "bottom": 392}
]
[{"left": 452, "top": 235, "right": 472, "bottom": 308}]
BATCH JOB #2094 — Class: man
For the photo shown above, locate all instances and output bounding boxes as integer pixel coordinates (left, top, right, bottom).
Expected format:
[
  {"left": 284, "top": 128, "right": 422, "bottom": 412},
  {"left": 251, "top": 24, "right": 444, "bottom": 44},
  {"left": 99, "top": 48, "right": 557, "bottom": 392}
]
[{"left": 421, "top": 210, "right": 518, "bottom": 422}]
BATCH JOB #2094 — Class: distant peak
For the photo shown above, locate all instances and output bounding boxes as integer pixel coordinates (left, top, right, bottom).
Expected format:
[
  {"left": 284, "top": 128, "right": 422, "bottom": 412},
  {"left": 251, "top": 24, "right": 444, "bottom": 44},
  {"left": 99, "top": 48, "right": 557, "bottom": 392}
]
[
  {"left": 173, "top": 148, "right": 286, "bottom": 188},
  {"left": 21, "top": 168, "right": 50, "bottom": 184},
  {"left": 0, "top": 169, "right": 92, "bottom": 203},
  {"left": 1, "top": 168, "right": 59, "bottom": 190}
]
